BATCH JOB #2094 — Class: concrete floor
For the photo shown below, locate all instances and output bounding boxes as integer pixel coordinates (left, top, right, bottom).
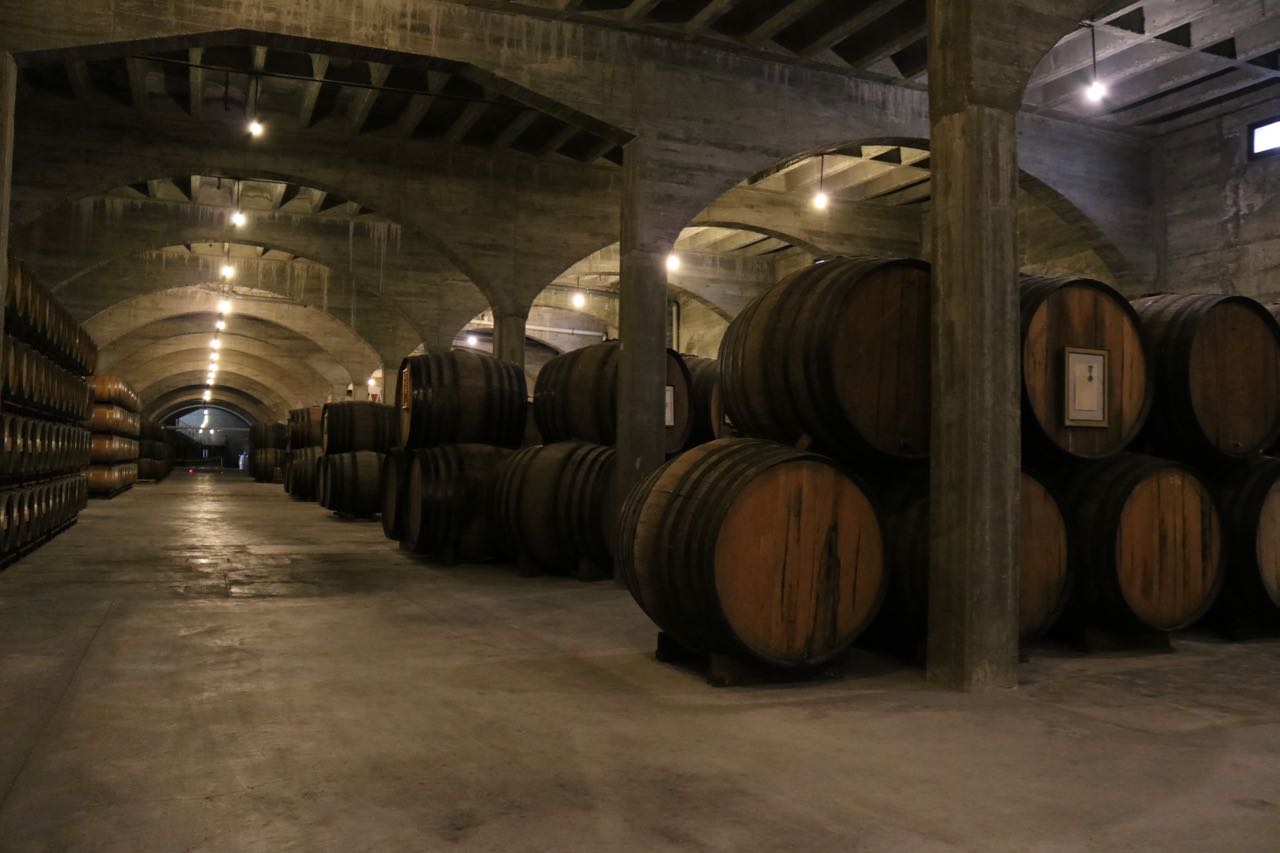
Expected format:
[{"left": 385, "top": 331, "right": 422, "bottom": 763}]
[{"left": 0, "top": 472, "right": 1277, "bottom": 852}]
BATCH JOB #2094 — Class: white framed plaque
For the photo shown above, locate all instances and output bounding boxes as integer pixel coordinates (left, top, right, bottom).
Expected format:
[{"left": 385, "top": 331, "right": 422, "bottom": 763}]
[{"left": 1065, "top": 347, "right": 1108, "bottom": 428}]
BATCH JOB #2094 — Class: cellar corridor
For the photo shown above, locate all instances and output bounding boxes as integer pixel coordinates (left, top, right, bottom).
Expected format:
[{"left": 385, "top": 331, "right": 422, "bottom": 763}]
[{"left": 0, "top": 473, "right": 1275, "bottom": 851}]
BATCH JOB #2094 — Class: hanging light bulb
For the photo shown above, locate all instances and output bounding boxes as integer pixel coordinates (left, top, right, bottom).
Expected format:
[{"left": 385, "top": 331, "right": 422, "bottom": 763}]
[
  {"left": 247, "top": 119, "right": 264, "bottom": 137},
  {"left": 367, "top": 377, "right": 377, "bottom": 387},
  {"left": 812, "top": 154, "right": 829, "bottom": 210},
  {"left": 218, "top": 299, "right": 232, "bottom": 314},
  {"left": 572, "top": 291, "right": 586, "bottom": 309},
  {"left": 215, "top": 319, "right": 226, "bottom": 331},
  {"left": 665, "top": 253, "right": 681, "bottom": 273},
  {"left": 210, "top": 352, "right": 220, "bottom": 362},
  {"left": 211, "top": 338, "right": 222, "bottom": 349},
  {"left": 202, "top": 390, "right": 212, "bottom": 401},
  {"left": 220, "top": 265, "right": 235, "bottom": 280},
  {"left": 466, "top": 334, "right": 479, "bottom": 346},
  {"left": 1083, "top": 24, "right": 1107, "bottom": 103},
  {"left": 230, "top": 211, "right": 247, "bottom": 227}
]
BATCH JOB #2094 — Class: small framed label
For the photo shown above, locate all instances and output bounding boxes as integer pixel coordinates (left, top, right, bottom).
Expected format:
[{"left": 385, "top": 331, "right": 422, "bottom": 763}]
[
  {"left": 664, "top": 386, "right": 675, "bottom": 428},
  {"left": 1065, "top": 347, "right": 1108, "bottom": 428}
]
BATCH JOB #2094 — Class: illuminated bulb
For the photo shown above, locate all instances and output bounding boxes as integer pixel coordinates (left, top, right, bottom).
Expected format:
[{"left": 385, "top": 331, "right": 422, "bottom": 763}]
[
  {"left": 1085, "top": 80, "right": 1107, "bottom": 102},
  {"left": 218, "top": 299, "right": 232, "bottom": 314},
  {"left": 812, "top": 191, "right": 829, "bottom": 210},
  {"left": 202, "top": 390, "right": 212, "bottom": 401},
  {"left": 230, "top": 211, "right": 247, "bottom": 227},
  {"left": 216, "top": 320, "right": 226, "bottom": 331},
  {"left": 367, "top": 377, "right": 376, "bottom": 387},
  {"left": 209, "top": 430, "right": 215, "bottom": 435},
  {"left": 466, "top": 334, "right": 479, "bottom": 346},
  {"left": 665, "top": 253, "right": 681, "bottom": 273},
  {"left": 220, "top": 265, "right": 235, "bottom": 280},
  {"left": 211, "top": 338, "right": 222, "bottom": 349},
  {"left": 248, "top": 119, "right": 264, "bottom": 137},
  {"left": 210, "top": 352, "right": 220, "bottom": 362},
  {"left": 572, "top": 291, "right": 586, "bottom": 309},
  {"left": 199, "top": 428, "right": 204, "bottom": 434}
]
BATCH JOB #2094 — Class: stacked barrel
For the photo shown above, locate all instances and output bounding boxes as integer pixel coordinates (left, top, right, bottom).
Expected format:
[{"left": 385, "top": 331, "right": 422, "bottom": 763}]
[
  {"left": 137, "top": 419, "right": 174, "bottom": 482},
  {"left": 316, "top": 400, "right": 397, "bottom": 517},
  {"left": 87, "top": 375, "right": 141, "bottom": 498},
  {"left": 283, "top": 405, "right": 323, "bottom": 500},
  {"left": 248, "top": 422, "right": 287, "bottom": 483},
  {"left": 385, "top": 350, "right": 526, "bottom": 563},
  {"left": 506, "top": 341, "right": 695, "bottom": 579},
  {"left": 0, "top": 262, "right": 95, "bottom": 561}
]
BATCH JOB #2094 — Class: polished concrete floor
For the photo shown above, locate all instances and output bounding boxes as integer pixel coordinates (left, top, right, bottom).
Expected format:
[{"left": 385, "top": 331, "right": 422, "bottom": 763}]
[{"left": 0, "top": 471, "right": 1277, "bottom": 852}]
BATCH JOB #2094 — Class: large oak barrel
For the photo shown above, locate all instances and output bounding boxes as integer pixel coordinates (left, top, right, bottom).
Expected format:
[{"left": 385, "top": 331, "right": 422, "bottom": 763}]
[
  {"left": 285, "top": 447, "right": 321, "bottom": 500},
  {"left": 1063, "top": 453, "right": 1223, "bottom": 632},
  {"left": 250, "top": 448, "right": 285, "bottom": 482},
  {"left": 492, "top": 442, "right": 617, "bottom": 574},
  {"left": 397, "top": 351, "right": 527, "bottom": 449},
  {"left": 90, "top": 375, "right": 142, "bottom": 413},
  {"left": 380, "top": 448, "right": 410, "bottom": 541},
  {"left": 1204, "top": 456, "right": 1280, "bottom": 629},
  {"left": 89, "top": 404, "right": 141, "bottom": 438},
  {"left": 1132, "top": 294, "right": 1280, "bottom": 461},
  {"left": 90, "top": 434, "right": 139, "bottom": 465},
  {"left": 681, "top": 356, "right": 734, "bottom": 448},
  {"left": 402, "top": 444, "right": 512, "bottom": 562},
  {"left": 617, "top": 438, "right": 886, "bottom": 667},
  {"left": 1021, "top": 276, "right": 1150, "bottom": 459},
  {"left": 321, "top": 401, "right": 396, "bottom": 454},
  {"left": 5, "top": 264, "right": 97, "bottom": 376},
  {"left": 718, "top": 257, "right": 930, "bottom": 467},
  {"left": 249, "top": 422, "right": 287, "bottom": 450},
  {"left": 533, "top": 342, "right": 692, "bottom": 454},
  {"left": 321, "top": 451, "right": 383, "bottom": 516},
  {"left": 288, "top": 406, "right": 324, "bottom": 450},
  {"left": 87, "top": 463, "right": 138, "bottom": 497},
  {"left": 869, "top": 469, "right": 1070, "bottom": 648}
]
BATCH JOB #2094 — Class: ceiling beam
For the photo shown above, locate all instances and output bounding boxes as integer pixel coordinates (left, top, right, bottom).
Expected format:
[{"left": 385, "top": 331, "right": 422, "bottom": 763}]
[
  {"left": 743, "top": 0, "right": 825, "bottom": 48},
  {"left": 493, "top": 110, "right": 539, "bottom": 150},
  {"left": 297, "top": 54, "right": 329, "bottom": 130},
  {"left": 125, "top": 57, "right": 151, "bottom": 110},
  {"left": 539, "top": 124, "right": 579, "bottom": 157},
  {"left": 444, "top": 99, "right": 491, "bottom": 144},
  {"left": 188, "top": 48, "right": 204, "bottom": 119},
  {"left": 348, "top": 62, "right": 391, "bottom": 133},
  {"left": 65, "top": 60, "right": 94, "bottom": 101},
  {"left": 799, "top": 0, "right": 913, "bottom": 59},
  {"left": 621, "top": 0, "right": 662, "bottom": 24},
  {"left": 683, "top": 0, "right": 743, "bottom": 37}
]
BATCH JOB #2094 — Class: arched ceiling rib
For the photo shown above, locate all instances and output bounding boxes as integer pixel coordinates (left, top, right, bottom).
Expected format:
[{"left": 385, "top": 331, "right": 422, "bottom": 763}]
[{"left": 148, "top": 387, "right": 273, "bottom": 425}]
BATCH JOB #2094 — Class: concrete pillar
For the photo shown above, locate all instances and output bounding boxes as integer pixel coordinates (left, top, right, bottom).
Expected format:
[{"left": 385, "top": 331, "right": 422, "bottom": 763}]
[
  {"left": 926, "top": 1, "right": 1021, "bottom": 691},
  {"left": 615, "top": 139, "right": 672, "bottom": 530},
  {"left": 0, "top": 53, "right": 15, "bottom": 385},
  {"left": 492, "top": 312, "right": 527, "bottom": 369}
]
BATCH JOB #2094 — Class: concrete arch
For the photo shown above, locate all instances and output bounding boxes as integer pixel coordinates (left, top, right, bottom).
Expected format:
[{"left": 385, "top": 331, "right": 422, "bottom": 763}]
[
  {"left": 149, "top": 388, "right": 272, "bottom": 425},
  {"left": 118, "top": 348, "right": 327, "bottom": 412},
  {"left": 88, "top": 287, "right": 380, "bottom": 391},
  {"left": 140, "top": 370, "right": 291, "bottom": 419},
  {"left": 102, "top": 332, "right": 340, "bottom": 398},
  {"left": 99, "top": 319, "right": 351, "bottom": 393}
]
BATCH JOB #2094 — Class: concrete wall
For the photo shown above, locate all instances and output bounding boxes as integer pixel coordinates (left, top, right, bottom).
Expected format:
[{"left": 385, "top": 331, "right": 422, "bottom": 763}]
[
  {"left": 674, "top": 295, "right": 728, "bottom": 359},
  {"left": 1159, "top": 92, "right": 1280, "bottom": 300}
]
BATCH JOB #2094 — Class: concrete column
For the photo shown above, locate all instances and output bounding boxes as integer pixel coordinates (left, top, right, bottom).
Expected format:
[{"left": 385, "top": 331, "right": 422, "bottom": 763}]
[
  {"left": 0, "top": 53, "right": 16, "bottom": 388},
  {"left": 926, "top": 1, "right": 1021, "bottom": 691},
  {"left": 615, "top": 139, "right": 672, "bottom": 530},
  {"left": 492, "top": 312, "right": 527, "bottom": 369}
]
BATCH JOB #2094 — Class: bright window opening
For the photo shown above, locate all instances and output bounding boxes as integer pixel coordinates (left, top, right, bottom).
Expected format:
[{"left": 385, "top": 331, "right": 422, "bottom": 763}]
[{"left": 1252, "top": 118, "right": 1280, "bottom": 157}]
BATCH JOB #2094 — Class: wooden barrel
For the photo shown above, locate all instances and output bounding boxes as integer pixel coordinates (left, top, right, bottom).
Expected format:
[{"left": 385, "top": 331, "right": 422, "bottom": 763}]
[
  {"left": 381, "top": 448, "right": 410, "bottom": 541},
  {"left": 1132, "top": 294, "right": 1280, "bottom": 461},
  {"left": 286, "top": 447, "right": 321, "bottom": 500},
  {"left": 617, "top": 438, "right": 886, "bottom": 667},
  {"left": 250, "top": 422, "right": 288, "bottom": 450},
  {"left": 1064, "top": 453, "right": 1223, "bottom": 632},
  {"left": 1205, "top": 456, "right": 1280, "bottom": 629},
  {"left": 321, "top": 451, "right": 383, "bottom": 517},
  {"left": 492, "top": 442, "right": 617, "bottom": 574},
  {"left": 87, "top": 463, "right": 138, "bottom": 496},
  {"left": 681, "top": 355, "right": 735, "bottom": 448},
  {"left": 1021, "top": 276, "right": 1150, "bottom": 459},
  {"left": 402, "top": 444, "right": 512, "bottom": 562},
  {"left": 321, "top": 401, "right": 397, "bottom": 454},
  {"left": 533, "top": 342, "right": 692, "bottom": 453},
  {"left": 288, "top": 406, "right": 324, "bottom": 450},
  {"left": 250, "top": 448, "right": 285, "bottom": 482},
  {"left": 869, "top": 469, "right": 1070, "bottom": 647},
  {"left": 316, "top": 455, "right": 331, "bottom": 508},
  {"left": 90, "top": 375, "right": 142, "bottom": 413},
  {"left": 90, "top": 434, "right": 138, "bottom": 465},
  {"left": 396, "top": 351, "right": 527, "bottom": 450},
  {"left": 718, "top": 257, "right": 930, "bottom": 467},
  {"left": 89, "top": 404, "right": 141, "bottom": 438}
]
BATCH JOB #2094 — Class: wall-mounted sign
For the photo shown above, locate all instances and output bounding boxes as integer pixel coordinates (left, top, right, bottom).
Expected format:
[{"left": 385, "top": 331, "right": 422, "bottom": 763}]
[{"left": 1065, "top": 347, "right": 1108, "bottom": 427}]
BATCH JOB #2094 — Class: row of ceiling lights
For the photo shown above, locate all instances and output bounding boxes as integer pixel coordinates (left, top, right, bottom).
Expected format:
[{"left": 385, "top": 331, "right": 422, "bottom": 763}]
[{"left": 202, "top": 298, "right": 233, "bottom": 403}]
